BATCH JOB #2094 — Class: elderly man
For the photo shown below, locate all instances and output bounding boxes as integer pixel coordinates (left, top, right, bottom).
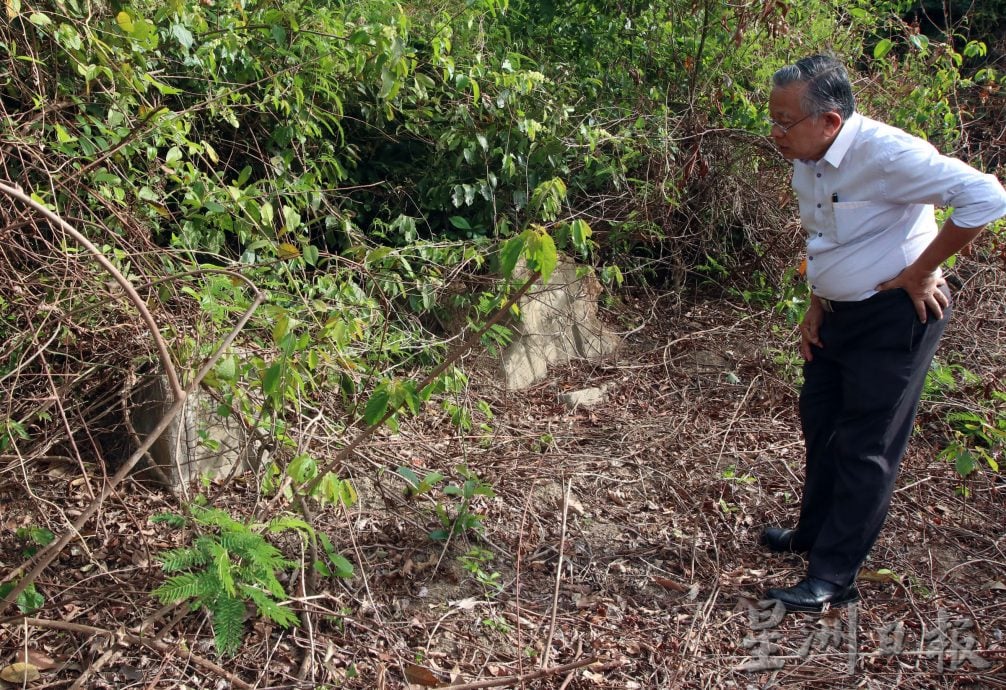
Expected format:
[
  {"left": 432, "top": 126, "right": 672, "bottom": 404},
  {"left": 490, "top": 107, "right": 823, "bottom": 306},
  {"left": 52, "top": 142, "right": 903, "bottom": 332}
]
[{"left": 761, "top": 54, "right": 1006, "bottom": 611}]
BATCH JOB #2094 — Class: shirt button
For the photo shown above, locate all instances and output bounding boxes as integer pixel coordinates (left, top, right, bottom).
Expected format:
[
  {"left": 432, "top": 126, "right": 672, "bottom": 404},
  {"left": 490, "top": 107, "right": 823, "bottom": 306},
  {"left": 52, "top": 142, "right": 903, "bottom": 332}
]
[
  {"left": 809, "top": 256, "right": 813, "bottom": 260},
  {"left": 816, "top": 173, "right": 822, "bottom": 178},
  {"left": 817, "top": 203, "right": 821, "bottom": 208},
  {"left": 818, "top": 233, "right": 823, "bottom": 237},
  {"left": 812, "top": 284, "right": 817, "bottom": 289}
]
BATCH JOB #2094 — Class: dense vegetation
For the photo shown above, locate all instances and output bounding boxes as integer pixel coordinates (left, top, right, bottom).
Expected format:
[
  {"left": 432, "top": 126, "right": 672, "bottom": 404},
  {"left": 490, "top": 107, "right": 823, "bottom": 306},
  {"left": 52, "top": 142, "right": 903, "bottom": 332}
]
[{"left": 1, "top": 0, "right": 1004, "bottom": 680}]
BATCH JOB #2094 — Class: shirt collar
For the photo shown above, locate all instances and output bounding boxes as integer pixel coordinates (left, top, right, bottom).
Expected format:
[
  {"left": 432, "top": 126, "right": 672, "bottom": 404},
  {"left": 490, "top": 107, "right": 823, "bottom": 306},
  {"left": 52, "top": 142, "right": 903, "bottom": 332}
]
[{"left": 819, "top": 111, "right": 863, "bottom": 168}]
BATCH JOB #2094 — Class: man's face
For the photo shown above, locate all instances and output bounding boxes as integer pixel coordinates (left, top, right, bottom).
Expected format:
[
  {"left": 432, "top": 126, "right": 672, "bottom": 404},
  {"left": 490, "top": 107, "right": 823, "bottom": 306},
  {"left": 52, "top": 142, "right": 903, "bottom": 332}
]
[{"left": 768, "top": 83, "right": 835, "bottom": 161}]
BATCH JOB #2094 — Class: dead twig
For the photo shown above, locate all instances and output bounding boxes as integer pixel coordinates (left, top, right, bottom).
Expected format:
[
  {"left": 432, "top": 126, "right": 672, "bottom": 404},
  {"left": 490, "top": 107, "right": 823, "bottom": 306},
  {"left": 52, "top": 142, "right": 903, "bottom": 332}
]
[
  {"left": 18, "top": 617, "right": 253, "bottom": 690},
  {"left": 442, "top": 655, "right": 600, "bottom": 690},
  {"left": 541, "top": 477, "right": 572, "bottom": 669}
]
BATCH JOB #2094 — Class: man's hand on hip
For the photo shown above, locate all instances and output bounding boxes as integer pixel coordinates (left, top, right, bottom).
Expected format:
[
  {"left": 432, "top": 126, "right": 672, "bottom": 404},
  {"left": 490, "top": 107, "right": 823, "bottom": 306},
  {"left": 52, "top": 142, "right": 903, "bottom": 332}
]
[{"left": 876, "top": 265, "right": 948, "bottom": 323}]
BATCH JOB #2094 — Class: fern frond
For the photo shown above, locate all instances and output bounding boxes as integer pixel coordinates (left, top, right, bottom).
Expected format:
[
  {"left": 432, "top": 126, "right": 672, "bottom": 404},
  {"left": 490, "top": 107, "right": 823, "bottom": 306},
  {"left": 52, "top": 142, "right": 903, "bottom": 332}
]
[
  {"left": 152, "top": 573, "right": 203, "bottom": 604},
  {"left": 267, "top": 515, "right": 313, "bottom": 537},
  {"left": 214, "top": 547, "right": 236, "bottom": 597},
  {"left": 158, "top": 547, "right": 211, "bottom": 572},
  {"left": 238, "top": 584, "right": 299, "bottom": 628},
  {"left": 218, "top": 530, "right": 260, "bottom": 555},
  {"left": 254, "top": 565, "right": 289, "bottom": 600},
  {"left": 245, "top": 539, "right": 297, "bottom": 572},
  {"left": 208, "top": 592, "right": 246, "bottom": 656},
  {"left": 193, "top": 505, "right": 244, "bottom": 532},
  {"left": 150, "top": 512, "right": 187, "bottom": 528}
]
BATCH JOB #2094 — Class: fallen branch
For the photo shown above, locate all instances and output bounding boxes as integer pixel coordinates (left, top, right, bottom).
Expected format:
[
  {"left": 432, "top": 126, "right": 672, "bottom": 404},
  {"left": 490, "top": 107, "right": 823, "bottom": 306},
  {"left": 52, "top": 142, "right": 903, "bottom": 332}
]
[
  {"left": 17, "top": 617, "right": 253, "bottom": 690},
  {"left": 441, "top": 656, "right": 599, "bottom": 690}
]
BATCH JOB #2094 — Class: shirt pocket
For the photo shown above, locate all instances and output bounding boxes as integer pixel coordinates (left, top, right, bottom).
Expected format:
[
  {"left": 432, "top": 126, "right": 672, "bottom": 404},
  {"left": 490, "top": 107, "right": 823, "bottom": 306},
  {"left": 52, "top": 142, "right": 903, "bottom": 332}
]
[{"left": 832, "top": 200, "right": 901, "bottom": 245}]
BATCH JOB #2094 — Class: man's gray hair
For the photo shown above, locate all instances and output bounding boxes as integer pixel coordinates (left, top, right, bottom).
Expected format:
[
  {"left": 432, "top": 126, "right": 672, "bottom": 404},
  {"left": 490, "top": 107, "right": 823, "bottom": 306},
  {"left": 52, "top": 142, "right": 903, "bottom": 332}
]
[{"left": 772, "top": 54, "right": 855, "bottom": 119}]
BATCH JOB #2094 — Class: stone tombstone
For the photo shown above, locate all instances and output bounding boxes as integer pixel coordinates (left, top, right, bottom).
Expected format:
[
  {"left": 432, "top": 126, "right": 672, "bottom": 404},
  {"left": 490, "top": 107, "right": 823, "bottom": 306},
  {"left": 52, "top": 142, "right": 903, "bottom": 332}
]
[
  {"left": 502, "top": 256, "right": 621, "bottom": 390},
  {"left": 130, "top": 375, "right": 252, "bottom": 491}
]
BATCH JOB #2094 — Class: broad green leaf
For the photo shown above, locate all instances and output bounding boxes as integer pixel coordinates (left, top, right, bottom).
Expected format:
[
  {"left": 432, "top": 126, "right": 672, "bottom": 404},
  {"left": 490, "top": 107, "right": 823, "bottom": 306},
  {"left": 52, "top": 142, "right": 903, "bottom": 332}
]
[
  {"left": 528, "top": 228, "right": 557, "bottom": 282},
  {"left": 288, "top": 454, "right": 317, "bottom": 483},
  {"left": 499, "top": 234, "right": 525, "bottom": 277},
  {"left": 16, "top": 585, "right": 43, "bottom": 614},
  {"left": 171, "top": 23, "right": 194, "bottom": 49},
  {"left": 115, "top": 11, "right": 134, "bottom": 33},
  {"left": 449, "top": 216, "right": 472, "bottom": 230},
  {"left": 282, "top": 206, "right": 301, "bottom": 233},
  {"left": 263, "top": 363, "right": 283, "bottom": 396},
  {"left": 142, "top": 73, "right": 182, "bottom": 95},
  {"left": 303, "top": 245, "right": 319, "bottom": 266},
  {"left": 954, "top": 449, "right": 977, "bottom": 478},
  {"left": 215, "top": 355, "right": 237, "bottom": 381},
  {"left": 569, "top": 219, "right": 592, "bottom": 255},
  {"left": 908, "top": 34, "right": 929, "bottom": 52},
  {"left": 873, "top": 39, "right": 893, "bottom": 60},
  {"left": 272, "top": 313, "right": 289, "bottom": 343},
  {"left": 328, "top": 553, "right": 354, "bottom": 578},
  {"left": 363, "top": 387, "right": 390, "bottom": 425}
]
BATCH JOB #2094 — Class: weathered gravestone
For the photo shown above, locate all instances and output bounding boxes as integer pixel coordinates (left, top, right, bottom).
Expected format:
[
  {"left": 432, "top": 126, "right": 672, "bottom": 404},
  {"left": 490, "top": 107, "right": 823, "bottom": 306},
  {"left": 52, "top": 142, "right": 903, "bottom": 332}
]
[
  {"left": 129, "top": 375, "right": 254, "bottom": 491},
  {"left": 502, "top": 257, "right": 621, "bottom": 390}
]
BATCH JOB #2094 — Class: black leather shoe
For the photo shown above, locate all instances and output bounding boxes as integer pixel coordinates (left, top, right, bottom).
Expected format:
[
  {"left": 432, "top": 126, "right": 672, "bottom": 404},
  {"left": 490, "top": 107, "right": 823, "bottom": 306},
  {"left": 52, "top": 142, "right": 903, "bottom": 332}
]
[
  {"left": 759, "top": 526, "right": 807, "bottom": 554},
  {"left": 764, "top": 577, "right": 859, "bottom": 612}
]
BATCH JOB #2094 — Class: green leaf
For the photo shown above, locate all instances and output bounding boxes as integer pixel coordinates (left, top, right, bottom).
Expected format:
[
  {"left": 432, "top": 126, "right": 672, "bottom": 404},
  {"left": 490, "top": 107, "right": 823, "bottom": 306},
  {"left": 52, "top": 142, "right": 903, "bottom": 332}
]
[
  {"left": 215, "top": 355, "right": 237, "bottom": 381},
  {"left": 449, "top": 216, "right": 472, "bottom": 230},
  {"left": 396, "top": 465, "right": 420, "bottom": 488},
  {"left": 569, "top": 219, "right": 592, "bottom": 255},
  {"left": 873, "top": 39, "right": 893, "bottom": 60},
  {"left": 303, "top": 245, "right": 319, "bottom": 266},
  {"left": 142, "top": 73, "right": 182, "bottom": 95},
  {"left": 288, "top": 454, "right": 317, "bottom": 484},
  {"left": 239, "top": 585, "right": 299, "bottom": 627},
  {"left": 263, "top": 363, "right": 283, "bottom": 397},
  {"left": 954, "top": 449, "right": 977, "bottom": 478},
  {"left": 908, "top": 34, "right": 929, "bottom": 52},
  {"left": 527, "top": 227, "right": 557, "bottom": 282},
  {"left": 363, "top": 386, "right": 390, "bottom": 425},
  {"left": 171, "top": 23, "right": 194, "bottom": 49},
  {"left": 267, "top": 516, "right": 312, "bottom": 535},
  {"left": 271, "top": 313, "right": 289, "bottom": 344},
  {"left": 17, "top": 585, "right": 44, "bottom": 614},
  {"left": 327, "top": 553, "right": 355, "bottom": 578},
  {"left": 499, "top": 234, "right": 525, "bottom": 278},
  {"left": 115, "top": 11, "right": 134, "bottom": 33}
]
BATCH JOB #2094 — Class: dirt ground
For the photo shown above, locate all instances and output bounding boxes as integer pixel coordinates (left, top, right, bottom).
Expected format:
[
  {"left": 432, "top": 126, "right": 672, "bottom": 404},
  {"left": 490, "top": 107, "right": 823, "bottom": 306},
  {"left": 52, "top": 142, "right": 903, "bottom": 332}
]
[{"left": 1, "top": 264, "right": 1004, "bottom": 689}]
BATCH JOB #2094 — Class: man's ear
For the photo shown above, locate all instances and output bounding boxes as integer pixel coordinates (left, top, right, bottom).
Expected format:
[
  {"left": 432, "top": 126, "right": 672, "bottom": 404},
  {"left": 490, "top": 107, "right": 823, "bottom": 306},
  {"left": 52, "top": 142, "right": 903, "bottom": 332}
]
[{"left": 822, "top": 111, "right": 844, "bottom": 137}]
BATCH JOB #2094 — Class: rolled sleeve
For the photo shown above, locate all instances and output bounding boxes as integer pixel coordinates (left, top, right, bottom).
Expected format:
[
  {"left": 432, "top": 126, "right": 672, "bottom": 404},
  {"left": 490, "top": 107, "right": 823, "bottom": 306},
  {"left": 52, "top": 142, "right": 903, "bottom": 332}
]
[
  {"left": 947, "top": 172, "right": 1006, "bottom": 228},
  {"left": 883, "top": 142, "right": 1006, "bottom": 228}
]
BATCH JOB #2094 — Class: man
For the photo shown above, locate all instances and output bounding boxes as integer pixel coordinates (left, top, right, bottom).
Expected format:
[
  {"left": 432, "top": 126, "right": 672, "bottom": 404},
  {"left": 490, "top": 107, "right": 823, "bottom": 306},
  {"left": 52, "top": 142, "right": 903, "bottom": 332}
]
[{"left": 760, "top": 54, "right": 1006, "bottom": 612}]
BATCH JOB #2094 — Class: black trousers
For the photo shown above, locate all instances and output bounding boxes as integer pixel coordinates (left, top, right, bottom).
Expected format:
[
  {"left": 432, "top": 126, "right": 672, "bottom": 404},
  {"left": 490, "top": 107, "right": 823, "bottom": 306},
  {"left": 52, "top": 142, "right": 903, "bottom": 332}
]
[{"left": 795, "top": 287, "right": 949, "bottom": 587}]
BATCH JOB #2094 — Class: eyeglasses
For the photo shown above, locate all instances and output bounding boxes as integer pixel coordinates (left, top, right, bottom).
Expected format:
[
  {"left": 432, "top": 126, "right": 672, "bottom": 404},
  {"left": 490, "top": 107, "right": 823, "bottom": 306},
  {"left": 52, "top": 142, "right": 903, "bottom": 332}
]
[{"left": 767, "top": 112, "right": 814, "bottom": 135}]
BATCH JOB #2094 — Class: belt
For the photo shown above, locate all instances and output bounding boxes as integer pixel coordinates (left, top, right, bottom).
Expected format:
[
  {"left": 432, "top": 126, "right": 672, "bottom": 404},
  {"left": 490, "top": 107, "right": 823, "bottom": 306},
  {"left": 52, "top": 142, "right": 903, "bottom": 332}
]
[
  {"left": 817, "top": 289, "right": 906, "bottom": 313},
  {"left": 818, "top": 296, "right": 861, "bottom": 313}
]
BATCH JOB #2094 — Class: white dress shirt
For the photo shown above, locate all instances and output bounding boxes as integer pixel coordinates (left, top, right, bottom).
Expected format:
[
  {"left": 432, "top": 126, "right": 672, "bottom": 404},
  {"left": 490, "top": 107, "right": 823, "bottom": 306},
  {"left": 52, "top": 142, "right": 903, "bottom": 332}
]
[{"left": 794, "top": 112, "right": 1006, "bottom": 301}]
